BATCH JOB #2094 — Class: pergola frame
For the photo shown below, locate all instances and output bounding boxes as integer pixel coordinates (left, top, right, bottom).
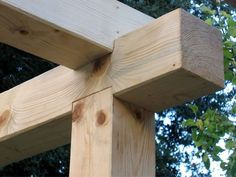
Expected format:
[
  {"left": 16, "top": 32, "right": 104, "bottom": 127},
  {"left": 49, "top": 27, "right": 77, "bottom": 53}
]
[{"left": 0, "top": 0, "right": 225, "bottom": 176}]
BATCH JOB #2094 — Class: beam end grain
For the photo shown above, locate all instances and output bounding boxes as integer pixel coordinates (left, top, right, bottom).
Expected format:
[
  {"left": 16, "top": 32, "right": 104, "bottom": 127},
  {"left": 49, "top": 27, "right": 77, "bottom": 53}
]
[
  {"left": 0, "top": 0, "right": 153, "bottom": 69},
  {"left": 112, "top": 9, "right": 224, "bottom": 111},
  {"left": 180, "top": 9, "right": 224, "bottom": 89}
]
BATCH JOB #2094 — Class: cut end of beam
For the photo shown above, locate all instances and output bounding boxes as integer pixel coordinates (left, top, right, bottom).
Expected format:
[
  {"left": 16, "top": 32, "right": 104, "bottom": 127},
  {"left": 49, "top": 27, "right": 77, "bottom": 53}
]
[{"left": 112, "top": 9, "right": 224, "bottom": 112}]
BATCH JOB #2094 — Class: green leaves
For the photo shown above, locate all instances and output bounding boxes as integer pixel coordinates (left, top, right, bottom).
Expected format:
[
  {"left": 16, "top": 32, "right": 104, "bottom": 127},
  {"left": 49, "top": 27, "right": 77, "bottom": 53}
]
[
  {"left": 183, "top": 119, "right": 196, "bottom": 127},
  {"left": 205, "top": 18, "right": 213, "bottom": 25},
  {"left": 227, "top": 18, "right": 236, "bottom": 27},
  {"left": 189, "top": 104, "right": 198, "bottom": 115},
  {"left": 201, "top": 8, "right": 236, "bottom": 84},
  {"left": 214, "top": 146, "right": 224, "bottom": 155},
  {"left": 196, "top": 120, "right": 204, "bottom": 130},
  {"left": 203, "top": 153, "right": 210, "bottom": 169},
  {"left": 229, "top": 27, "right": 236, "bottom": 37},
  {"left": 200, "top": 5, "right": 216, "bottom": 15},
  {"left": 221, "top": 11, "right": 236, "bottom": 84},
  {"left": 185, "top": 105, "right": 236, "bottom": 174},
  {"left": 224, "top": 48, "right": 233, "bottom": 59},
  {"left": 225, "top": 140, "right": 235, "bottom": 149}
]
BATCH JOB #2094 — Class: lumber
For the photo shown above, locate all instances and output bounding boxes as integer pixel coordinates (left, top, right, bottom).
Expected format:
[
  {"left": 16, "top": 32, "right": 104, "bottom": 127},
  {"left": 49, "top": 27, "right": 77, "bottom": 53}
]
[
  {"left": 70, "top": 88, "right": 155, "bottom": 177},
  {"left": 0, "top": 9, "right": 224, "bottom": 166},
  {"left": 0, "top": 0, "right": 153, "bottom": 69},
  {"left": 111, "top": 9, "right": 224, "bottom": 111},
  {"left": 0, "top": 114, "right": 71, "bottom": 166},
  {"left": 0, "top": 57, "right": 112, "bottom": 167}
]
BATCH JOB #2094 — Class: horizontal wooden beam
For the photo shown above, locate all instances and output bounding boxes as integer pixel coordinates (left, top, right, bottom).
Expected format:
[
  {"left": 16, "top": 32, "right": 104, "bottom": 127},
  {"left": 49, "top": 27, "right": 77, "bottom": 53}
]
[
  {"left": 112, "top": 9, "right": 224, "bottom": 111},
  {"left": 0, "top": 0, "right": 153, "bottom": 69},
  {"left": 0, "top": 9, "right": 224, "bottom": 166}
]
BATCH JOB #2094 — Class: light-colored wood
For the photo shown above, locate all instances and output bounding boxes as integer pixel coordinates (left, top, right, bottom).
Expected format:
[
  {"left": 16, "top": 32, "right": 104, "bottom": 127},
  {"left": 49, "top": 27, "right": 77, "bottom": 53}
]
[
  {"left": 112, "top": 9, "right": 224, "bottom": 111},
  {"left": 0, "top": 57, "right": 110, "bottom": 143},
  {"left": 0, "top": 56, "right": 112, "bottom": 167},
  {"left": 111, "top": 98, "right": 155, "bottom": 177},
  {"left": 0, "top": 9, "right": 224, "bottom": 166},
  {"left": 0, "top": 114, "right": 71, "bottom": 166},
  {"left": 70, "top": 88, "right": 113, "bottom": 177},
  {"left": 0, "top": 0, "right": 153, "bottom": 69},
  {"left": 70, "top": 88, "right": 155, "bottom": 177}
]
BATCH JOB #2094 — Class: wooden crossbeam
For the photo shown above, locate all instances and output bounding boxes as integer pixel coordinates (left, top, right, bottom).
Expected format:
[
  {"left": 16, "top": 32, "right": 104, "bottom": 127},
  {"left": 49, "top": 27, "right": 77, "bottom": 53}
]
[
  {"left": 0, "top": 0, "right": 153, "bottom": 69},
  {"left": 0, "top": 9, "right": 224, "bottom": 167}
]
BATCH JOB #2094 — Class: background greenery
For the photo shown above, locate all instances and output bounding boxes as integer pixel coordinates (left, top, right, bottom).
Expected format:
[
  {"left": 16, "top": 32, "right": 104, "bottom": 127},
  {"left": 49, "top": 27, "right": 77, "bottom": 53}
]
[{"left": 0, "top": 0, "right": 235, "bottom": 176}]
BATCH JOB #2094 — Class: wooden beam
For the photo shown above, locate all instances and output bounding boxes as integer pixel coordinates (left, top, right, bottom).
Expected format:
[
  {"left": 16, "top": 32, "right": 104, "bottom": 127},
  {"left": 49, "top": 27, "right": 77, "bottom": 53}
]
[
  {"left": 0, "top": 0, "right": 153, "bottom": 69},
  {"left": 0, "top": 114, "right": 71, "bottom": 166},
  {"left": 70, "top": 88, "right": 155, "bottom": 177},
  {"left": 0, "top": 58, "right": 112, "bottom": 167},
  {"left": 111, "top": 9, "right": 224, "bottom": 111},
  {"left": 0, "top": 9, "right": 224, "bottom": 166}
]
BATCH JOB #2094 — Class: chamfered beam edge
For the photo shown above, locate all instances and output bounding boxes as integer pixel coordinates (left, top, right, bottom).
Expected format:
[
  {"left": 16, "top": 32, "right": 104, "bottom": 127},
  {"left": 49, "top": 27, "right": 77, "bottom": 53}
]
[
  {"left": 0, "top": 9, "right": 224, "bottom": 166},
  {"left": 0, "top": 0, "right": 153, "bottom": 69}
]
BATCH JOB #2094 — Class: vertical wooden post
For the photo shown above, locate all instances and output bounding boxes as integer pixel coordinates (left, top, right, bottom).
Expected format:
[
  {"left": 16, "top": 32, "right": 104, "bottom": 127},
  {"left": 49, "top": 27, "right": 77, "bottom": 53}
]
[{"left": 70, "top": 88, "right": 155, "bottom": 177}]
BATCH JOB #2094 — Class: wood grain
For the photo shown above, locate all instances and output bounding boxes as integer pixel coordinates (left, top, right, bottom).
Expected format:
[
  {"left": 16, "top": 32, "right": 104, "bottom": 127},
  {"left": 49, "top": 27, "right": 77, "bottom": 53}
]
[
  {"left": 0, "top": 56, "right": 112, "bottom": 166},
  {"left": 111, "top": 9, "right": 224, "bottom": 111},
  {"left": 0, "top": 0, "right": 153, "bottom": 69},
  {"left": 0, "top": 56, "right": 111, "bottom": 141},
  {"left": 70, "top": 88, "right": 155, "bottom": 177},
  {"left": 0, "top": 114, "right": 71, "bottom": 166},
  {"left": 70, "top": 88, "right": 113, "bottom": 177},
  {"left": 112, "top": 98, "right": 155, "bottom": 177},
  {"left": 0, "top": 9, "right": 224, "bottom": 166}
]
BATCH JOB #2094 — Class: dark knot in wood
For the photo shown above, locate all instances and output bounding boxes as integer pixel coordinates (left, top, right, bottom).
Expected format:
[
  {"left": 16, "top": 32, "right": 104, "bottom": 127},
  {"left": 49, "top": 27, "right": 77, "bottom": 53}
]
[
  {"left": 72, "top": 102, "right": 84, "bottom": 123},
  {"left": 134, "top": 109, "right": 144, "bottom": 122},
  {"left": 11, "top": 26, "right": 30, "bottom": 35},
  {"left": 93, "top": 58, "right": 107, "bottom": 73},
  {"left": 19, "top": 29, "right": 29, "bottom": 35},
  {"left": 96, "top": 110, "right": 106, "bottom": 126},
  {"left": 0, "top": 110, "right": 10, "bottom": 126},
  {"left": 54, "top": 29, "right": 60, "bottom": 33}
]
